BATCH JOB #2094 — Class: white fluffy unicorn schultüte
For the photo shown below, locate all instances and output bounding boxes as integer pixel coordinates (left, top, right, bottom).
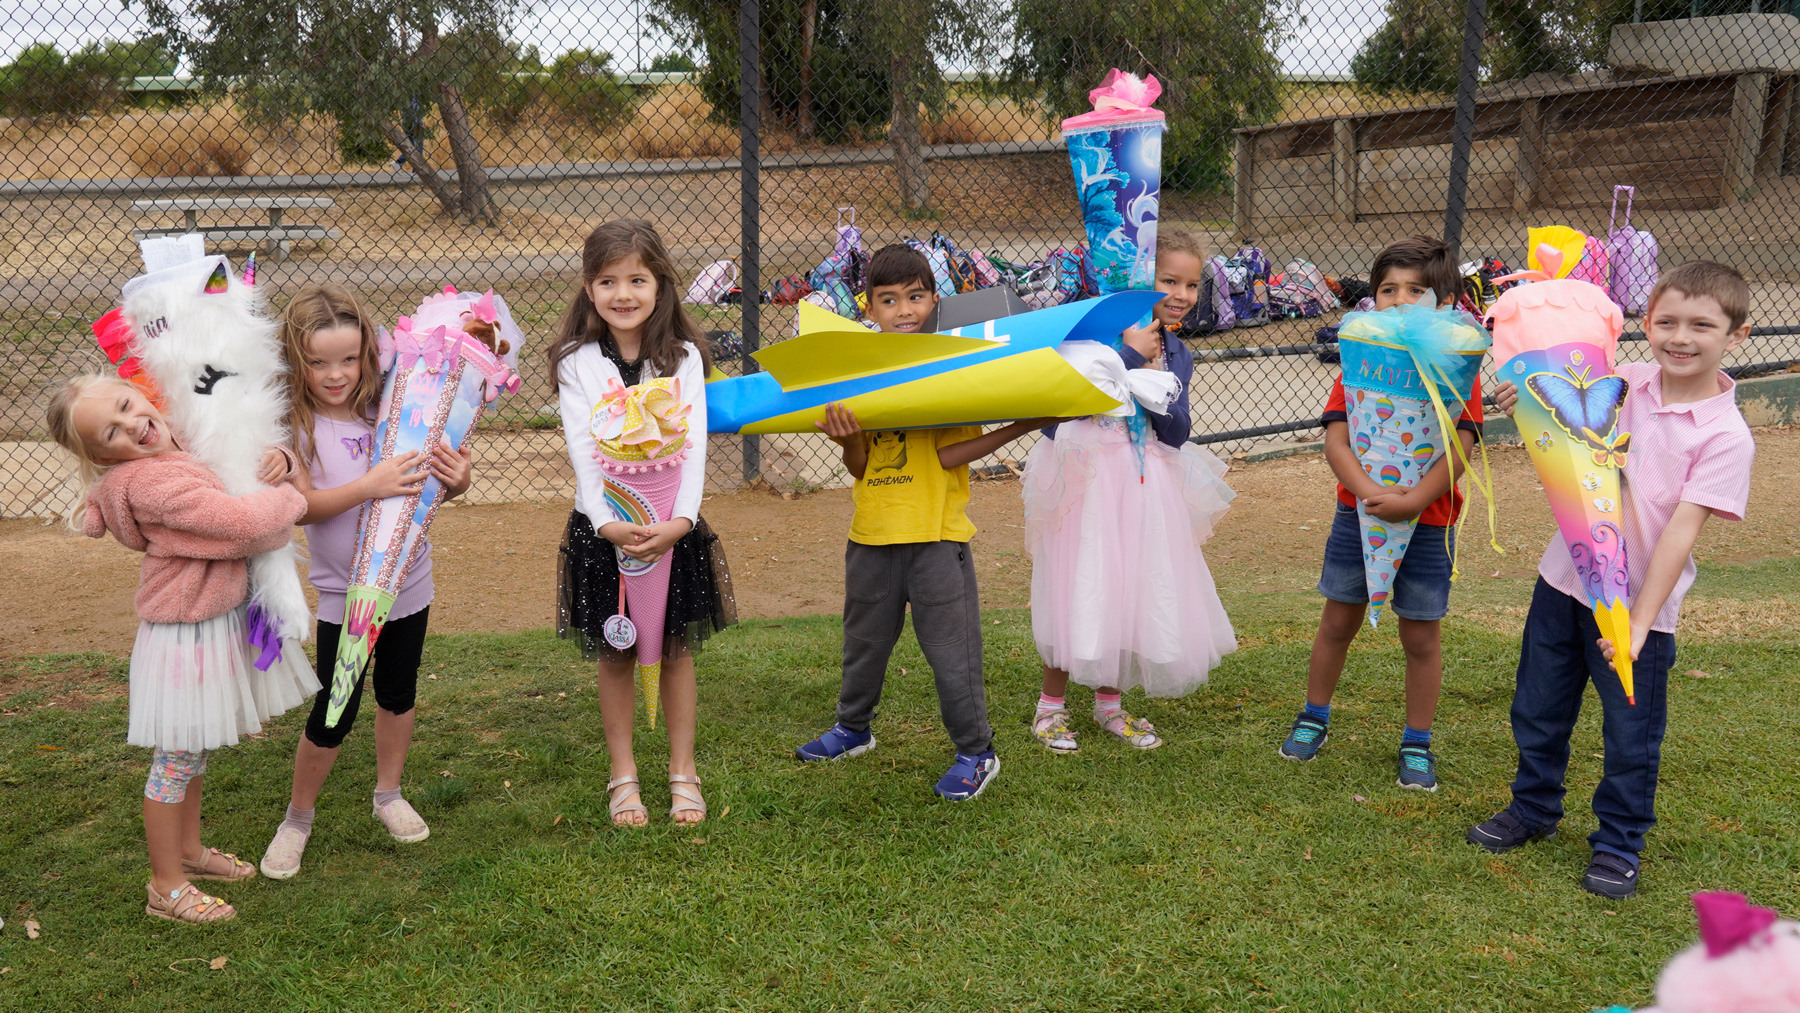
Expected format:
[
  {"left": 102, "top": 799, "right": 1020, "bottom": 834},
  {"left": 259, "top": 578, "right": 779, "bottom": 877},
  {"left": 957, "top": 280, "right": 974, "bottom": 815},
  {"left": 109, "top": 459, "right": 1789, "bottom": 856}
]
[{"left": 92, "top": 234, "right": 312, "bottom": 664}]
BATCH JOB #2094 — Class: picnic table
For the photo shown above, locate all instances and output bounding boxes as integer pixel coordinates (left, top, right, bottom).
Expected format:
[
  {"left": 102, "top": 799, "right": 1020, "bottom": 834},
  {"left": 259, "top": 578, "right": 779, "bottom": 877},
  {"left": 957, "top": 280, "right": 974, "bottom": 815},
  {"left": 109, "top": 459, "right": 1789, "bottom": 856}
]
[{"left": 129, "top": 196, "right": 340, "bottom": 259}]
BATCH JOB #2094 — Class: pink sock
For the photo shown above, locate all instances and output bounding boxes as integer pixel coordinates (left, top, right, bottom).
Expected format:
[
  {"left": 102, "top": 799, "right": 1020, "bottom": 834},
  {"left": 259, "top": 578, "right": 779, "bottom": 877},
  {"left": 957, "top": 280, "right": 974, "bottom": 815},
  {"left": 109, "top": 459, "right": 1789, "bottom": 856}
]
[
  {"left": 1094, "top": 691, "right": 1122, "bottom": 721},
  {"left": 1036, "top": 693, "right": 1065, "bottom": 716}
]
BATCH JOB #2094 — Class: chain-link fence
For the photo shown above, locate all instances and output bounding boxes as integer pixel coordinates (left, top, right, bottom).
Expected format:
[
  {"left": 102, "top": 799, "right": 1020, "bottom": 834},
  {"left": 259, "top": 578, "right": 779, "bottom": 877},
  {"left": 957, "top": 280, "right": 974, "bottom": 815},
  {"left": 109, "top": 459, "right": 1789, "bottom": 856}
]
[{"left": 4, "top": 1, "right": 1798, "bottom": 517}]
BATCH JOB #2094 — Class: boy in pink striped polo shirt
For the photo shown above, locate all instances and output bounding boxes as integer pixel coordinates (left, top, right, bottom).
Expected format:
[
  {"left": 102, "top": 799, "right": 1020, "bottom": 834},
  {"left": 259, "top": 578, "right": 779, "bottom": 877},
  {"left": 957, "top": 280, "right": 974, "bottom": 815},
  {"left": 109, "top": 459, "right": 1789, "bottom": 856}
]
[{"left": 1466, "top": 261, "right": 1756, "bottom": 899}]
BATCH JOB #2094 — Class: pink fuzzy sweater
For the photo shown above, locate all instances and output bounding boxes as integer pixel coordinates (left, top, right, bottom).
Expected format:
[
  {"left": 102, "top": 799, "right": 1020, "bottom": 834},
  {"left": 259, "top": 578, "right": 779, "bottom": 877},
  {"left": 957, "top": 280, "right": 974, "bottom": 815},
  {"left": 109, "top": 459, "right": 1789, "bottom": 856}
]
[{"left": 83, "top": 452, "right": 306, "bottom": 624}]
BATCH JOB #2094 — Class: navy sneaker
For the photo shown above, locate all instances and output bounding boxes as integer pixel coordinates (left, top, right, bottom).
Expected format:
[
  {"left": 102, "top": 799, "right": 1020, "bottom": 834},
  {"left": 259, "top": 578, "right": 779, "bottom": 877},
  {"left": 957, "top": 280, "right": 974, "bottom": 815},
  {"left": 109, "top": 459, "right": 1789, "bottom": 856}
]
[
  {"left": 1582, "top": 852, "right": 1640, "bottom": 899},
  {"left": 933, "top": 750, "right": 999, "bottom": 801},
  {"left": 794, "top": 723, "right": 876, "bottom": 762},
  {"left": 1277, "top": 712, "right": 1330, "bottom": 761},
  {"left": 1396, "top": 744, "right": 1439, "bottom": 792},
  {"left": 1465, "top": 809, "right": 1558, "bottom": 853}
]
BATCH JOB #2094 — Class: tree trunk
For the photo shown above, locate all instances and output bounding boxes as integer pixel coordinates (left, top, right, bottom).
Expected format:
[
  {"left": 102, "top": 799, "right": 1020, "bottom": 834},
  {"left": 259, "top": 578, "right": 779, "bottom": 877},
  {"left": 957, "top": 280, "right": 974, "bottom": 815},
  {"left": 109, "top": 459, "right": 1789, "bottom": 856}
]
[
  {"left": 377, "top": 119, "right": 460, "bottom": 218},
  {"left": 435, "top": 83, "right": 497, "bottom": 225},
  {"left": 797, "top": 0, "right": 818, "bottom": 140},
  {"left": 889, "top": 49, "right": 930, "bottom": 214}
]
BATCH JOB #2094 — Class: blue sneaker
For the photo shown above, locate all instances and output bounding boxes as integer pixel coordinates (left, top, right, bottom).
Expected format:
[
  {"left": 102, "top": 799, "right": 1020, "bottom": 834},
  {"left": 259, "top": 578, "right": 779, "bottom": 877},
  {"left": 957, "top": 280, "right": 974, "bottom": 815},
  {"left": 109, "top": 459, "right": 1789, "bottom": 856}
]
[
  {"left": 933, "top": 750, "right": 999, "bottom": 801},
  {"left": 1396, "top": 743, "right": 1439, "bottom": 791},
  {"left": 1277, "top": 712, "right": 1329, "bottom": 761},
  {"left": 794, "top": 723, "right": 876, "bottom": 762}
]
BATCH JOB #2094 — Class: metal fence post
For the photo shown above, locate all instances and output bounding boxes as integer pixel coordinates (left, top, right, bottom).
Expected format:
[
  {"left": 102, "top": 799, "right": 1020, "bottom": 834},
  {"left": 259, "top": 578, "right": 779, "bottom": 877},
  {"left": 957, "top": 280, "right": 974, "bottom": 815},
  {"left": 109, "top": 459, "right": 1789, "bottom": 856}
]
[
  {"left": 738, "top": 0, "right": 762, "bottom": 485},
  {"left": 1442, "top": 0, "right": 1487, "bottom": 259}
]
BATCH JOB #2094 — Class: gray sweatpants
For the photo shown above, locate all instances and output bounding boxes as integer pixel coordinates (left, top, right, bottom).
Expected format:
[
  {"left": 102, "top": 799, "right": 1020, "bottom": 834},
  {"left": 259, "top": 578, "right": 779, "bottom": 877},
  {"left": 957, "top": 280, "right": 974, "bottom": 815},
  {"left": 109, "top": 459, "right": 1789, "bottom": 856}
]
[{"left": 837, "top": 539, "right": 992, "bottom": 754}]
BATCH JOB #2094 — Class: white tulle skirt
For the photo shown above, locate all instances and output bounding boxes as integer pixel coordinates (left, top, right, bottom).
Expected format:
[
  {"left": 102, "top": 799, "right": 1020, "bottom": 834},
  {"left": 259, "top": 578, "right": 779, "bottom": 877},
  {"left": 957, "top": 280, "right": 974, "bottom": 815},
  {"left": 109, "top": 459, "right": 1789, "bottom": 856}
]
[
  {"left": 1022, "top": 418, "right": 1239, "bottom": 696},
  {"left": 126, "top": 605, "right": 320, "bottom": 752}
]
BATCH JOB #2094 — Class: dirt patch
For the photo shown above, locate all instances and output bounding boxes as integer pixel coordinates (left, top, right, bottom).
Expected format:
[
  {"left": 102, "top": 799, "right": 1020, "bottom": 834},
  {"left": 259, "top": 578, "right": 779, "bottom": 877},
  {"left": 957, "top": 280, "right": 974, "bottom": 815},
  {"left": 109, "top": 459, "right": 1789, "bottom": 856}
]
[
  {"left": 3, "top": 428, "right": 1796, "bottom": 659},
  {"left": 0, "top": 655, "right": 129, "bottom": 712}
]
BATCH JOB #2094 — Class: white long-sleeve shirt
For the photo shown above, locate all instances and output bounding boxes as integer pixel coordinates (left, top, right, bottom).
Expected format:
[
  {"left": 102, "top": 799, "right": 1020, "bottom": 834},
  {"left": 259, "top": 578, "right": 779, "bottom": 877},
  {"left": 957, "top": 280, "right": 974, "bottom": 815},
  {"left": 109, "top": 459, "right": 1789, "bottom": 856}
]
[{"left": 557, "top": 340, "right": 708, "bottom": 532}]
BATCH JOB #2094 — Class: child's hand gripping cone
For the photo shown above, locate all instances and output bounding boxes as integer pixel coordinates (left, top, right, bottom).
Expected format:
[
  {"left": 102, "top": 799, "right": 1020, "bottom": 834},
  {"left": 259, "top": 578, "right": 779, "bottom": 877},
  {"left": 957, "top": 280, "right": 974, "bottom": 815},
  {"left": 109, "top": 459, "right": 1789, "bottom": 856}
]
[{"left": 1488, "top": 245, "right": 1637, "bottom": 702}]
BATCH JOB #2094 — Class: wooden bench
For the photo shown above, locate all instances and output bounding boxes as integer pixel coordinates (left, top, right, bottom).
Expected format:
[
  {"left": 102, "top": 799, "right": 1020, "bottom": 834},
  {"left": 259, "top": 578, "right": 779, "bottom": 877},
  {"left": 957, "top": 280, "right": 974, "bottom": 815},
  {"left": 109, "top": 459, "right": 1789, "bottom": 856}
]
[{"left": 129, "top": 197, "right": 340, "bottom": 259}]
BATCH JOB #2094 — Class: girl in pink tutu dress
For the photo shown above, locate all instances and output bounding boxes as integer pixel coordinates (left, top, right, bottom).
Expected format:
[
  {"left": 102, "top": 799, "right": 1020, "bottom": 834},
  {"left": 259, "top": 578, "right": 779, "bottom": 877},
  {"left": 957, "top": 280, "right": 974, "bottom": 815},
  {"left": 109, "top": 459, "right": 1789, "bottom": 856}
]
[{"left": 1023, "top": 229, "right": 1237, "bottom": 752}]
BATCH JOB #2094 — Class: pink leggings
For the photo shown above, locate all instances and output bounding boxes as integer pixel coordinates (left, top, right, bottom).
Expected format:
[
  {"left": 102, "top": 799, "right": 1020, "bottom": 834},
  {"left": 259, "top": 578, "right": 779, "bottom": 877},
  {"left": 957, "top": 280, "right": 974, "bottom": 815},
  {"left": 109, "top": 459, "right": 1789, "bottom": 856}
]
[{"left": 144, "top": 749, "right": 207, "bottom": 803}]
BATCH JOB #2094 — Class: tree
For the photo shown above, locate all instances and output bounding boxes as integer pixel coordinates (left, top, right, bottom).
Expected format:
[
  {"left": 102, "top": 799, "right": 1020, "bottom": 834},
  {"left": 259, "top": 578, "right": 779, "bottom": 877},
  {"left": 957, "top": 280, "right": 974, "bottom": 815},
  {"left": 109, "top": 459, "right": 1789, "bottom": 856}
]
[
  {"left": 0, "top": 37, "right": 178, "bottom": 122},
  {"left": 646, "top": 0, "right": 890, "bottom": 145},
  {"left": 1351, "top": 1, "right": 1463, "bottom": 95},
  {"left": 132, "top": 0, "right": 525, "bottom": 224},
  {"left": 1348, "top": 0, "right": 1785, "bottom": 97},
  {"left": 649, "top": 0, "right": 1000, "bottom": 213},
  {"left": 1000, "top": 0, "right": 1288, "bottom": 194}
]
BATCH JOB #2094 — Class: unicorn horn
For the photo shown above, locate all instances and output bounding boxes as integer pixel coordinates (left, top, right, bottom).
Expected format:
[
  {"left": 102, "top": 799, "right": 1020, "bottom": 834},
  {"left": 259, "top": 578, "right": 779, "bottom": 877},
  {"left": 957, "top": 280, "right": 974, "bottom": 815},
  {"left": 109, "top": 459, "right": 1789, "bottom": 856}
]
[{"left": 241, "top": 252, "right": 257, "bottom": 287}]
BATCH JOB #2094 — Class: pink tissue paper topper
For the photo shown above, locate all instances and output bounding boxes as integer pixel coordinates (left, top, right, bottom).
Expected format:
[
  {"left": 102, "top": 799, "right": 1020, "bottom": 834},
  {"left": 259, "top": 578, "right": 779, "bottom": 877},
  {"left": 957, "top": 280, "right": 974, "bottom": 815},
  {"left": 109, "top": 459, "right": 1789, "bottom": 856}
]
[{"left": 1061, "top": 69, "right": 1166, "bottom": 129}]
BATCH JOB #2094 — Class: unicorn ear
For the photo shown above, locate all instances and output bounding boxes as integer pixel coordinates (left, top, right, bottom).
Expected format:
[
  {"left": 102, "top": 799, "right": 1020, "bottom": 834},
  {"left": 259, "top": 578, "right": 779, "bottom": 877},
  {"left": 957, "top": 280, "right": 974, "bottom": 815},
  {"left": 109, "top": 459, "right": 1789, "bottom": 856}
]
[{"left": 204, "top": 262, "right": 230, "bottom": 294}]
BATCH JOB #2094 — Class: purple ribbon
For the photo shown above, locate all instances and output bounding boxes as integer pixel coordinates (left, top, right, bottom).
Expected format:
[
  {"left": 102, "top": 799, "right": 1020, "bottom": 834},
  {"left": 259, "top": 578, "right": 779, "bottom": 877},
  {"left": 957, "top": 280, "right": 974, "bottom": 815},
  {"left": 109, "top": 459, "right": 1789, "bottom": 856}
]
[{"left": 245, "top": 601, "right": 284, "bottom": 671}]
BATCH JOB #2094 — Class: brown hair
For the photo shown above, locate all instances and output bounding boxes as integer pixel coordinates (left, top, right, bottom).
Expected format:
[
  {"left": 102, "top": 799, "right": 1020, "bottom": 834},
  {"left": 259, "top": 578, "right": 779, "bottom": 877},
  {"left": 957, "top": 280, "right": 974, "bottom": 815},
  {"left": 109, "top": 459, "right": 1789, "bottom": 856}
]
[
  {"left": 279, "top": 283, "right": 383, "bottom": 468},
  {"left": 1649, "top": 260, "right": 1750, "bottom": 332},
  {"left": 45, "top": 373, "right": 127, "bottom": 529},
  {"left": 1371, "top": 234, "right": 1461, "bottom": 305},
  {"left": 865, "top": 244, "right": 934, "bottom": 295},
  {"left": 546, "top": 220, "right": 713, "bottom": 391},
  {"left": 1157, "top": 228, "right": 1208, "bottom": 265}
]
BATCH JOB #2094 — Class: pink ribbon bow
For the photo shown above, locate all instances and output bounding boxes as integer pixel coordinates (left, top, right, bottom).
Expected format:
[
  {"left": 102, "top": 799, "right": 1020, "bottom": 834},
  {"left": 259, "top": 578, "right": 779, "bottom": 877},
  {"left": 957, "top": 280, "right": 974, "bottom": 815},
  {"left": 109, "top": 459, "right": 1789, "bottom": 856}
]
[
  {"left": 1694, "top": 891, "right": 1779, "bottom": 959},
  {"left": 1089, "top": 69, "right": 1161, "bottom": 113}
]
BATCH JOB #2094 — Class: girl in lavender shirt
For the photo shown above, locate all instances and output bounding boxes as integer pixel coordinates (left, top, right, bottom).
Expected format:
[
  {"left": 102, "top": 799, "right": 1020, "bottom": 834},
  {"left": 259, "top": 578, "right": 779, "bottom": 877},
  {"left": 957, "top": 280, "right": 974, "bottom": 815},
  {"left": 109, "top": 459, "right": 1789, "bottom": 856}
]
[{"left": 259, "top": 284, "right": 472, "bottom": 880}]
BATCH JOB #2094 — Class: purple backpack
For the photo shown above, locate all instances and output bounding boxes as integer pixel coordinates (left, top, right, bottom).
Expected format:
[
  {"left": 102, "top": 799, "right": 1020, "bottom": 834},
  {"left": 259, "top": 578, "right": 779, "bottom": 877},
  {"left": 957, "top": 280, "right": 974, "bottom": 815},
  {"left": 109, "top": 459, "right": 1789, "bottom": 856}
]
[
  {"left": 807, "top": 207, "right": 867, "bottom": 318},
  {"left": 1606, "top": 185, "right": 1658, "bottom": 317}
]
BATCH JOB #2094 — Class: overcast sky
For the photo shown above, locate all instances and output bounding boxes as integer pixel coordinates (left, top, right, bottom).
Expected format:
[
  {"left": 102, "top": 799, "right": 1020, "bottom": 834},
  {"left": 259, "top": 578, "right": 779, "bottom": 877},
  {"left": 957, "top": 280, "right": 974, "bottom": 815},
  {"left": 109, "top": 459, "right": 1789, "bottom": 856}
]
[{"left": 4, "top": 0, "right": 1385, "bottom": 77}]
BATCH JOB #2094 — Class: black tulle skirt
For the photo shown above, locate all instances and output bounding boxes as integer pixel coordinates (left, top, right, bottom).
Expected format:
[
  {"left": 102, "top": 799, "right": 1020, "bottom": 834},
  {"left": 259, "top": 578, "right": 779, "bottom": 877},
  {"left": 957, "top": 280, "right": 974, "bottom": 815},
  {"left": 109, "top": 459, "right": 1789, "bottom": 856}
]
[{"left": 557, "top": 509, "right": 737, "bottom": 661}]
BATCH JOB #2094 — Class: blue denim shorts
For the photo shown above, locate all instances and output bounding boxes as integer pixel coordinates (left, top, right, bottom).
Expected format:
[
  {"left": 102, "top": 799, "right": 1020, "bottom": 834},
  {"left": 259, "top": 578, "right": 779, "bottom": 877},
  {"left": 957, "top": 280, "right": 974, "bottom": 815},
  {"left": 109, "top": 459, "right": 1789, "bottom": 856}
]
[{"left": 1317, "top": 502, "right": 1455, "bottom": 621}]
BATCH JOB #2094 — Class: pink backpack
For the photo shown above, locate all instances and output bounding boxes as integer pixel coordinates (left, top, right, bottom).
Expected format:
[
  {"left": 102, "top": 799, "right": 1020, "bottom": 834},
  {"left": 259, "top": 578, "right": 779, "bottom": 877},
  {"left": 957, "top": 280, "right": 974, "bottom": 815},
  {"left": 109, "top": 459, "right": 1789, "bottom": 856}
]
[
  {"left": 1606, "top": 184, "right": 1659, "bottom": 317},
  {"left": 684, "top": 259, "right": 737, "bottom": 305},
  {"left": 1567, "top": 233, "right": 1610, "bottom": 292}
]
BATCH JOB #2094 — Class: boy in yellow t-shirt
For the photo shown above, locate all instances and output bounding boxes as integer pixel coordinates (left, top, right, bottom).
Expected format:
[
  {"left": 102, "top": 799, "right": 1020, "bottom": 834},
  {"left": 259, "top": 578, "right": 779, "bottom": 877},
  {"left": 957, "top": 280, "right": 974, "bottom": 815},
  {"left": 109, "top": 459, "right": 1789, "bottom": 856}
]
[{"left": 794, "top": 244, "right": 1047, "bottom": 802}]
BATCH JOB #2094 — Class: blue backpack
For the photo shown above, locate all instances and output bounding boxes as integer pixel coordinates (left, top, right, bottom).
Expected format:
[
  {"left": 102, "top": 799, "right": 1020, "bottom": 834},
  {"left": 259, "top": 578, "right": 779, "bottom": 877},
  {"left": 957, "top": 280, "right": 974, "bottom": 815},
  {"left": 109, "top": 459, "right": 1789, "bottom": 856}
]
[{"left": 807, "top": 208, "right": 867, "bottom": 318}]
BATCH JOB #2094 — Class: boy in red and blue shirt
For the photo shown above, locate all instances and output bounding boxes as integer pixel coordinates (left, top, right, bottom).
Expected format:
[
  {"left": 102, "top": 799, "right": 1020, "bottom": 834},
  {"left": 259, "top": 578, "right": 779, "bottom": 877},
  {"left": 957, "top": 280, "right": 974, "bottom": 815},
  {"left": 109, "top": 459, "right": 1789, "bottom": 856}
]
[{"left": 1279, "top": 235, "right": 1482, "bottom": 792}]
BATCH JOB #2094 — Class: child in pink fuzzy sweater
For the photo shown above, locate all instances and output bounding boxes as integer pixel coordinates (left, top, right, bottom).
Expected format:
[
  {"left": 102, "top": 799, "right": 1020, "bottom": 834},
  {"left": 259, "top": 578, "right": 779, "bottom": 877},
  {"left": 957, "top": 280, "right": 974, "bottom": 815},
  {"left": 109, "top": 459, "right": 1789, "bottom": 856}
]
[{"left": 50, "top": 374, "right": 318, "bottom": 926}]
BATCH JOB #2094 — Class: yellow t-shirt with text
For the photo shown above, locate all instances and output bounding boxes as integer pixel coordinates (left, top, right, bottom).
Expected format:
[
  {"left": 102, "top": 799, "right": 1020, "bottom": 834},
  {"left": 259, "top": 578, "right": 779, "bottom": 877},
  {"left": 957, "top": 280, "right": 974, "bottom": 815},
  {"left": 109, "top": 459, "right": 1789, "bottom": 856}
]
[{"left": 848, "top": 426, "right": 981, "bottom": 545}]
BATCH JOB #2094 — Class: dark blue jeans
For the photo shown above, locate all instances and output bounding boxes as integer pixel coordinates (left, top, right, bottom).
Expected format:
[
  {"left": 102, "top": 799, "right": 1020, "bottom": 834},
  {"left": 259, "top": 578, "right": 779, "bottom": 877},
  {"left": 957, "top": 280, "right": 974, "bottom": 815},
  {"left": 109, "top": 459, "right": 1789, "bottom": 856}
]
[{"left": 1505, "top": 578, "right": 1674, "bottom": 862}]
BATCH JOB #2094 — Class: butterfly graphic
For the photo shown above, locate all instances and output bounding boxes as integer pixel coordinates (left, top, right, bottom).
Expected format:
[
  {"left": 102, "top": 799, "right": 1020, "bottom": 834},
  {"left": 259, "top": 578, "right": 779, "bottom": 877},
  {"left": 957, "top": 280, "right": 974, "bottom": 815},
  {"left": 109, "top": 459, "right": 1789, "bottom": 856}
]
[
  {"left": 1525, "top": 368, "right": 1632, "bottom": 467},
  {"left": 341, "top": 434, "right": 373, "bottom": 461},
  {"left": 1534, "top": 431, "right": 1553, "bottom": 453}
]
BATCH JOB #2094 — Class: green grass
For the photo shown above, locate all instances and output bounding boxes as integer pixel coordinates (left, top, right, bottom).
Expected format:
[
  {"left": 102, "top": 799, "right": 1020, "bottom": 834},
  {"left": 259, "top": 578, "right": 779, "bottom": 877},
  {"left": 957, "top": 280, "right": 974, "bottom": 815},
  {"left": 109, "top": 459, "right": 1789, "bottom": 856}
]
[{"left": 2, "top": 574, "right": 1798, "bottom": 1011}]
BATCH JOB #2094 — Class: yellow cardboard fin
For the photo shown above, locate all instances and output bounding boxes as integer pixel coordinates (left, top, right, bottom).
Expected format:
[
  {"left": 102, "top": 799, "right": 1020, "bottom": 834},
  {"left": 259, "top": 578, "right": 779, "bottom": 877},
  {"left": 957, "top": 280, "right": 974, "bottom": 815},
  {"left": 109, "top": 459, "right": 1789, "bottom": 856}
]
[{"left": 751, "top": 329, "right": 999, "bottom": 391}]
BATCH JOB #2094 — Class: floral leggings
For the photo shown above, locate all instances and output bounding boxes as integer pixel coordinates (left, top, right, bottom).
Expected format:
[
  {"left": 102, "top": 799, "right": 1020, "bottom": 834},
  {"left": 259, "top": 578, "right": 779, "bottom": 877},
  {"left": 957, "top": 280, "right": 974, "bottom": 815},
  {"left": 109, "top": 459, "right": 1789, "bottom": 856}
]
[{"left": 144, "top": 749, "right": 207, "bottom": 803}]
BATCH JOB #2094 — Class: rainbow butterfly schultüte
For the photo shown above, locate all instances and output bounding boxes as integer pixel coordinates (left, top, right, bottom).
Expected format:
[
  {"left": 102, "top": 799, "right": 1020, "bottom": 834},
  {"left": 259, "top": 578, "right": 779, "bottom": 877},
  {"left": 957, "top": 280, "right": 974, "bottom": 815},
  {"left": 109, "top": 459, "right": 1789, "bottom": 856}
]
[{"left": 1524, "top": 367, "right": 1631, "bottom": 468}]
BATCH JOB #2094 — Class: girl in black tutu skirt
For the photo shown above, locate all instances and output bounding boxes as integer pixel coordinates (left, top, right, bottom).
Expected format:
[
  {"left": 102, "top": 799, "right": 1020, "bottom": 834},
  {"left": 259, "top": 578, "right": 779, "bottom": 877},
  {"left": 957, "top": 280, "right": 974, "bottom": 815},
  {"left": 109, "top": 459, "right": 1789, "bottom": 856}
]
[{"left": 548, "top": 220, "right": 736, "bottom": 828}]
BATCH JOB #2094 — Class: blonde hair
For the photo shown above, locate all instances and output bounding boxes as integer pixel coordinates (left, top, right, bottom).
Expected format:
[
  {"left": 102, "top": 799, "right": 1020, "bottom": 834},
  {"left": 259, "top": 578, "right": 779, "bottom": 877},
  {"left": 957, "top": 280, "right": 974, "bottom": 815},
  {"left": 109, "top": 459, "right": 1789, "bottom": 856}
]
[
  {"left": 279, "top": 283, "right": 383, "bottom": 468},
  {"left": 45, "top": 373, "right": 128, "bottom": 529}
]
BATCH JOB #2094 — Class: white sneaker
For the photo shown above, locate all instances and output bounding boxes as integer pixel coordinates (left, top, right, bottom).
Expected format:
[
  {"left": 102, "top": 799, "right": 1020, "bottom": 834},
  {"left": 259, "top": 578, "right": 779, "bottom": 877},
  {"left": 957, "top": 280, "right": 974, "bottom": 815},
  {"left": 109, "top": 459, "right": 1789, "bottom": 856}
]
[
  {"left": 374, "top": 797, "right": 430, "bottom": 843},
  {"left": 259, "top": 824, "right": 309, "bottom": 880}
]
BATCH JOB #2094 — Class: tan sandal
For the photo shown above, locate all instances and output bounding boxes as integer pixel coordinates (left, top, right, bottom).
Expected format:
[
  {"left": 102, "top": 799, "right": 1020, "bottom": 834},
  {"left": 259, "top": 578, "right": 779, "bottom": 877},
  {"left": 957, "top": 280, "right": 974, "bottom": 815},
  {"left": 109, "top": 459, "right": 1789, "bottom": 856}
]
[
  {"left": 181, "top": 847, "right": 258, "bottom": 883},
  {"left": 607, "top": 774, "right": 648, "bottom": 827},
  {"left": 145, "top": 883, "right": 236, "bottom": 925},
  {"left": 669, "top": 774, "right": 706, "bottom": 825}
]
